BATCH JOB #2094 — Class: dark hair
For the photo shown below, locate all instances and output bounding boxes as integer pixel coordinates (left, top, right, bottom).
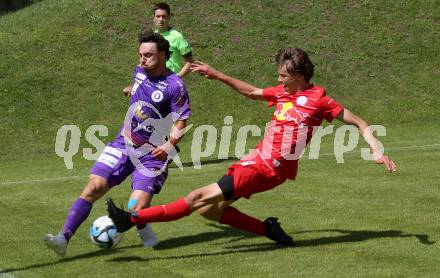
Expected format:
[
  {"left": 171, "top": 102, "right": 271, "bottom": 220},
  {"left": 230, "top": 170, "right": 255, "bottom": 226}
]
[
  {"left": 138, "top": 30, "right": 171, "bottom": 60},
  {"left": 275, "top": 47, "right": 314, "bottom": 82},
  {"left": 153, "top": 2, "right": 171, "bottom": 15}
]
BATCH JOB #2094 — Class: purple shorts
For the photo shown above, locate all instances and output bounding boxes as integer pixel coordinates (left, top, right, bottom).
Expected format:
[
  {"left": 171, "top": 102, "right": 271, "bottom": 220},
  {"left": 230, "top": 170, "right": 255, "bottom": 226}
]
[{"left": 90, "top": 137, "right": 168, "bottom": 195}]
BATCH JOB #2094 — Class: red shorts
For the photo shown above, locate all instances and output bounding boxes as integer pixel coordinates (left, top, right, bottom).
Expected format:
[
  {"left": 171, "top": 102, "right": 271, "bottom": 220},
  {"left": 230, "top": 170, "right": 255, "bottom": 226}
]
[{"left": 226, "top": 153, "right": 298, "bottom": 199}]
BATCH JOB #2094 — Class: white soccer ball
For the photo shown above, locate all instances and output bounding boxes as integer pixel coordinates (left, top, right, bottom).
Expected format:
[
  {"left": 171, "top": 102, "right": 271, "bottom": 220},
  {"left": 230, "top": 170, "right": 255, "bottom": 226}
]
[{"left": 90, "top": 216, "right": 123, "bottom": 249}]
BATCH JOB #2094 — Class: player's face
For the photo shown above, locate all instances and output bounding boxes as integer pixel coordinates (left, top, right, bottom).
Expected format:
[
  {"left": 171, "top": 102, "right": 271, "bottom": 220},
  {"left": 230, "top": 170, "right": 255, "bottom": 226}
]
[
  {"left": 278, "top": 65, "right": 301, "bottom": 93},
  {"left": 153, "top": 9, "right": 170, "bottom": 31},
  {"left": 139, "top": 42, "right": 165, "bottom": 72}
]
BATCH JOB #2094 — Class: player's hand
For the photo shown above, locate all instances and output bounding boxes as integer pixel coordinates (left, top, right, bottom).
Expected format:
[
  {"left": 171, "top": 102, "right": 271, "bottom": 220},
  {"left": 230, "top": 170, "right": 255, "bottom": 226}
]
[
  {"left": 375, "top": 155, "right": 397, "bottom": 173},
  {"left": 151, "top": 141, "right": 174, "bottom": 161},
  {"left": 123, "top": 85, "right": 132, "bottom": 96},
  {"left": 190, "top": 61, "right": 219, "bottom": 79}
]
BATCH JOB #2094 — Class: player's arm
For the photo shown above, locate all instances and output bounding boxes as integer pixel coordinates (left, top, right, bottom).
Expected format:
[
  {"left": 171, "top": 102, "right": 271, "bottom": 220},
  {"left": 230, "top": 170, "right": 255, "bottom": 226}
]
[
  {"left": 177, "top": 53, "right": 194, "bottom": 78},
  {"left": 337, "top": 108, "right": 397, "bottom": 172},
  {"left": 151, "top": 119, "right": 187, "bottom": 160},
  {"left": 190, "top": 61, "right": 265, "bottom": 100},
  {"left": 168, "top": 120, "right": 187, "bottom": 146}
]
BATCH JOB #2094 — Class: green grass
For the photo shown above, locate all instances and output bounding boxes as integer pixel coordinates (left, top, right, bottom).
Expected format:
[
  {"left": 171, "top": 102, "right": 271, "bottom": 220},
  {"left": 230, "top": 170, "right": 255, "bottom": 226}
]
[
  {"left": 1, "top": 143, "right": 440, "bottom": 277},
  {"left": 1, "top": 0, "right": 439, "bottom": 162},
  {"left": 1, "top": 0, "right": 440, "bottom": 276}
]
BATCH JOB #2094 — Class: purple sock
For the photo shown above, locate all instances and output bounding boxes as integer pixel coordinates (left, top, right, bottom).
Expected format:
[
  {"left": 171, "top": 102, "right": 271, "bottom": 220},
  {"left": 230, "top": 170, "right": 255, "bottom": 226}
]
[{"left": 63, "top": 198, "right": 92, "bottom": 241}]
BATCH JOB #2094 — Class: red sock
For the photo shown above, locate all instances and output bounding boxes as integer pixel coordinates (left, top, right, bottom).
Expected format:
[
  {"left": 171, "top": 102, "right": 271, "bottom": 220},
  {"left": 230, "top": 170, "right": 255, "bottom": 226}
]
[
  {"left": 219, "top": 206, "right": 265, "bottom": 236},
  {"left": 131, "top": 198, "right": 192, "bottom": 225}
]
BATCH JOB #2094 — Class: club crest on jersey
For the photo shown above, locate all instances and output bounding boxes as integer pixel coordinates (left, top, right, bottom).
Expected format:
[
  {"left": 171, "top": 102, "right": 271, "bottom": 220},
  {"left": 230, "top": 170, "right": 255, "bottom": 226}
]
[
  {"left": 151, "top": 90, "right": 164, "bottom": 103},
  {"left": 296, "top": 96, "right": 307, "bottom": 106}
]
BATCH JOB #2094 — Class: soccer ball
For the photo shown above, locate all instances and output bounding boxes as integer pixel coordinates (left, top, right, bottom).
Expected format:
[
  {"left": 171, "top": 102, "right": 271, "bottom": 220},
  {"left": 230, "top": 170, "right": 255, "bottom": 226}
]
[{"left": 90, "top": 216, "right": 123, "bottom": 249}]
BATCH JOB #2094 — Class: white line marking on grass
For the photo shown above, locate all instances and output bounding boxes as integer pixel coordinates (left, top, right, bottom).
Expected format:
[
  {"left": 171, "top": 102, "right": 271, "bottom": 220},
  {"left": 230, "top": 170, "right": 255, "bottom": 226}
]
[
  {"left": 0, "top": 270, "right": 15, "bottom": 278},
  {"left": 1, "top": 143, "right": 439, "bottom": 186},
  {"left": 0, "top": 175, "right": 88, "bottom": 186}
]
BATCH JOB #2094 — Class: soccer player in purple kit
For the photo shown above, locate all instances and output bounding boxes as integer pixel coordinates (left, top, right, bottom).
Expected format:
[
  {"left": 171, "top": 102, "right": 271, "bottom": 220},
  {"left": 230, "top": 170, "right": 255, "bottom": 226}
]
[{"left": 44, "top": 30, "right": 191, "bottom": 257}]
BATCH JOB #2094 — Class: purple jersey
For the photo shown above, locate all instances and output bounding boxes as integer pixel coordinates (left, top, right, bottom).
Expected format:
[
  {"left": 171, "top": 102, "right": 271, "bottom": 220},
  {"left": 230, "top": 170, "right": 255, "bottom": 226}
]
[
  {"left": 123, "top": 66, "right": 191, "bottom": 147},
  {"left": 91, "top": 67, "right": 191, "bottom": 190}
]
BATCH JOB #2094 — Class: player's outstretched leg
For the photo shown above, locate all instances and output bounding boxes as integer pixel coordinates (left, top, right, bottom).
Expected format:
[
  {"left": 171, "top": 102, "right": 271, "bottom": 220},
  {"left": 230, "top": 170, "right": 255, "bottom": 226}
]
[
  {"left": 107, "top": 196, "right": 192, "bottom": 232},
  {"left": 44, "top": 176, "right": 108, "bottom": 257},
  {"left": 44, "top": 197, "right": 92, "bottom": 257},
  {"left": 264, "top": 217, "right": 296, "bottom": 246},
  {"left": 206, "top": 205, "right": 295, "bottom": 247},
  {"left": 106, "top": 197, "right": 134, "bottom": 232}
]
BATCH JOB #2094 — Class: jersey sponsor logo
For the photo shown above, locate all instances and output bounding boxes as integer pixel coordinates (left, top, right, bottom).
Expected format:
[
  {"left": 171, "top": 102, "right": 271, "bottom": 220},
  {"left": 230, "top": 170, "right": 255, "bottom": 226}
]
[
  {"left": 275, "top": 102, "right": 294, "bottom": 121},
  {"left": 274, "top": 102, "right": 310, "bottom": 126},
  {"left": 103, "top": 146, "right": 122, "bottom": 158},
  {"left": 135, "top": 122, "right": 155, "bottom": 133},
  {"left": 296, "top": 96, "right": 307, "bottom": 106},
  {"left": 151, "top": 90, "right": 164, "bottom": 103},
  {"left": 293, "top": 109, "right": 309, "bottom": 126},
  {"left": 134, "top": 104, "right": 150, "bottom": 120},
  {"left": 97, "top": 153, "right": 119, "bottom": 168}
]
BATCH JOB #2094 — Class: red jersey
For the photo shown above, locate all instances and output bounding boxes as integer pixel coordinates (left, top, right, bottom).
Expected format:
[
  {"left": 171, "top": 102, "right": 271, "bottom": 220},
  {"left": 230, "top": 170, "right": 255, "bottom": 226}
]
[{"left": 255, "top": 84, "right": 343, "bottom": 179}]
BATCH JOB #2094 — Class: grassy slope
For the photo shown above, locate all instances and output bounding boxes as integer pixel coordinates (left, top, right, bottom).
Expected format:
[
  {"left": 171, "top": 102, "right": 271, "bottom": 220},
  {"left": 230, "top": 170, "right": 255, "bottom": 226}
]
[
  {"left": 0, "top": 0, "right": 440, "bottom": 277},
  {"left": 0, "top": 0, "right": 439, "bottom": 164}
]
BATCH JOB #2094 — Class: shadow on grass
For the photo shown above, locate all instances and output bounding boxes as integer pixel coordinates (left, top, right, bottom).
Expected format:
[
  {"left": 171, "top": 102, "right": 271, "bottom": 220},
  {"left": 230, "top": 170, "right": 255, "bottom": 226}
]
[
  {"left": 0, "top": 226, "right": 434, "bottom": 274},
  {"left": 153, "top": 223, "right": 256, "bottom": 250},
  {"left": 292, "top": 229, "right": 435, "bottom": 247},
  {"left": 110, "top": 242, "right": 280, "bottom": 262},
  {"left": 109, "top": 227, "right": 435, "bottom": 262}
]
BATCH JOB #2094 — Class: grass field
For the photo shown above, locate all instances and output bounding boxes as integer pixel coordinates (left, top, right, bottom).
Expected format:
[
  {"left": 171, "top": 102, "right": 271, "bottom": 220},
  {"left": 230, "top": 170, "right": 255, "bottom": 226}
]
[
  {"left": 1, "top": 140, "right": 440, "bottom": 277},
  {"left": 1, "top": 0, "right": 440, "bottom": 277}
]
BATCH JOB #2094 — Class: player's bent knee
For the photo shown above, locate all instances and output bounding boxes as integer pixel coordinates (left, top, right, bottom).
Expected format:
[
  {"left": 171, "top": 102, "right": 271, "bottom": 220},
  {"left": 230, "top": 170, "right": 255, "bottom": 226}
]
[
  {"left": 197, "top": 199, "right": 234, "bottom": 221},
  {"left": 196, "top": 205, "right": 213, "bottom": 218},
  {"left": 197, "top": 206, "right": 222, "bottom": 221},
  {"left": 184, "top": 190, "right": 204, "bottom": 207},
  {"left": 128, "top": 191, "right": 153, "bottom": 211},
  {"left": 81, "top": 175, "right": 109, "bottom": 202},
  {"left": 184, "top": 183, "right": 226, "bottom": 210}
]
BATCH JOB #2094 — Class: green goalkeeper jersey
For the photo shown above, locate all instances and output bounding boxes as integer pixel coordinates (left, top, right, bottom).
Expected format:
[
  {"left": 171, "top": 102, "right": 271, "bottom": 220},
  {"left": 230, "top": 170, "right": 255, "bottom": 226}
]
[{"left": 159, "top": 28, "right": 192, "bottom": 74}]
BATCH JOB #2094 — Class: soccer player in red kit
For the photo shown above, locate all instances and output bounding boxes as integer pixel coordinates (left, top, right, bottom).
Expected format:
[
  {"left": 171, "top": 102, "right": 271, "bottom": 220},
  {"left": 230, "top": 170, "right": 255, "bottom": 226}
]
[{"left": 107, "top": 47, "right": 397, "bottom": 246}]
